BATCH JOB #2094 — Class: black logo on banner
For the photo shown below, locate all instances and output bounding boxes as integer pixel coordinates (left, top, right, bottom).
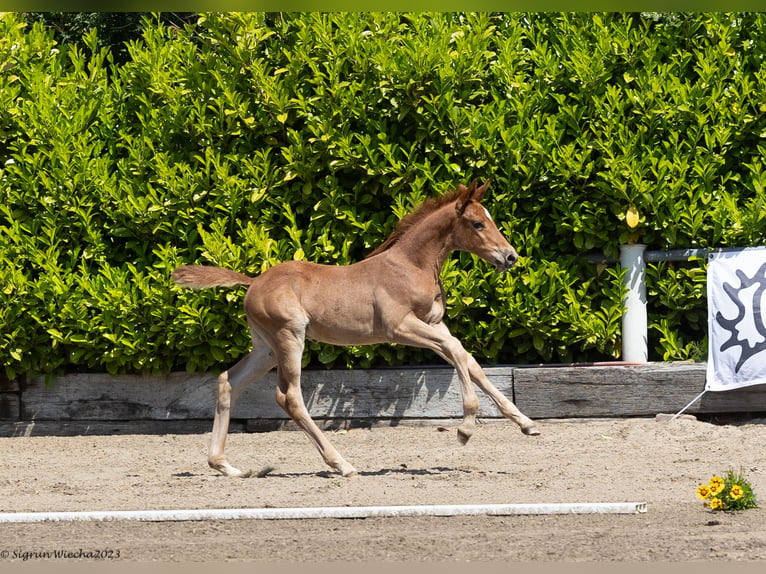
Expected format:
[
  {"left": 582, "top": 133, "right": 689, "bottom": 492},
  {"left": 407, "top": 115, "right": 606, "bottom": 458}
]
[{"left": 716, "top": 261, "right": 766, "bottom": 373}]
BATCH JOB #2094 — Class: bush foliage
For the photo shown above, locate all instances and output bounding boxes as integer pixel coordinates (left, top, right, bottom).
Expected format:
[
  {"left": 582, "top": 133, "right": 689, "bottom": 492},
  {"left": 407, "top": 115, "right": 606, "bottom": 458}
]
[{"left": 2, "top": 12, "right": 766, "bottom": 378}]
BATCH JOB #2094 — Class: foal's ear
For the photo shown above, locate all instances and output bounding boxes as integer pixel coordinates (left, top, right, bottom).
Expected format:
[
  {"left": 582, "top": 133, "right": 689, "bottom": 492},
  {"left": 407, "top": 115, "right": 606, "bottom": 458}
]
[
  {"left": 455, "top": 182, "right": 473, "bottom": 216},
  {"left": 474, "top": 180, "right": 490, "bottom": 202}
]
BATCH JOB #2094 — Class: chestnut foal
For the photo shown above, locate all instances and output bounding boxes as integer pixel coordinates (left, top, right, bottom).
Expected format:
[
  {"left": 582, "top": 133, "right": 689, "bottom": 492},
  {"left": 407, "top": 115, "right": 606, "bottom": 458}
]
[{"left": 173, "top": 180, "right": 539, "bottom": 478}]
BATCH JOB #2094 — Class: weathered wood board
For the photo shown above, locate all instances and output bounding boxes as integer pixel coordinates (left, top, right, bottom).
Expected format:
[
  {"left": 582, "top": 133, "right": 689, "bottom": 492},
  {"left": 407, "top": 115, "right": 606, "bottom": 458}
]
[
  {"left": 0, "top": 419, "right": 227, "bottom": 438},
  {"left": 20, "top": 366, "right": 514, "bottom": 422},
  {"left": 21, "top": 372, "right": 220, "bottom": 421},
  {"left": 513, "top": 362, "right": 766, "bottom": 417},
  {"left": 513, "top": 363, "right": 705, "bottom": 418},
  {"left": 0, "top": 375, "right": 21, "bottom": 420},
  {"left": 6, "top": 362, "right": 766, "bottom": 437},
  {"left": 0, "top": 394, "right": 20, "bottom": 420},
  {"left": 0, "top": 376, "right": 20, "bottom": 393},
  {"left": 697, "top": 384, "right": 766, "bottom": 413}
]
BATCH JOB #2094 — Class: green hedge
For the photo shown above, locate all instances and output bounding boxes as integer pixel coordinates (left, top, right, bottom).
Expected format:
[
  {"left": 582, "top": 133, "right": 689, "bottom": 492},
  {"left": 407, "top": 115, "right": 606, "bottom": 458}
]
[{"left": 2, "top": 12, "right": 766, "bottom": 379}]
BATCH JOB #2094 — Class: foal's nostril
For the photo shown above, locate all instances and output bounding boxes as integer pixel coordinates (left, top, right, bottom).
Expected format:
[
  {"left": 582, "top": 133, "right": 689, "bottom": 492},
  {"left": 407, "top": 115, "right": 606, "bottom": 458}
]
[{"left": 494, "top": 249, "right": 519, "bottom": 272}]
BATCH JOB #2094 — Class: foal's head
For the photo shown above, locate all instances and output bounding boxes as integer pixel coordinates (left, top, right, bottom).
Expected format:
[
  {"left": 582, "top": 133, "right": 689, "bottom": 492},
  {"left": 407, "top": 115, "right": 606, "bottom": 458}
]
[{"left": 453, "top": 180, "right": 519, "bottom": 272}]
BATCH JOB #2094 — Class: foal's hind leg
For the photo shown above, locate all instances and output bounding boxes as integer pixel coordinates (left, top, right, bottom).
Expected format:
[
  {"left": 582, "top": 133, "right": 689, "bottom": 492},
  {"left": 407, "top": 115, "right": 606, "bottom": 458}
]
[
  {"left": 271, "top": 328, "right": 358, "bottom": 477},
  {"left": 208, "top": 334, "right": 276, "bottom": 477}
]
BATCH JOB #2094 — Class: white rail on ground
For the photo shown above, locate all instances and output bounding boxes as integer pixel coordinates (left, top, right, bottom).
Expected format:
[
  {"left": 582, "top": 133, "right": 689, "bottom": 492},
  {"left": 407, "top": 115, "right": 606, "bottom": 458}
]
[{"left": 0, "top": 502, "right": 647, "bottom": 523}]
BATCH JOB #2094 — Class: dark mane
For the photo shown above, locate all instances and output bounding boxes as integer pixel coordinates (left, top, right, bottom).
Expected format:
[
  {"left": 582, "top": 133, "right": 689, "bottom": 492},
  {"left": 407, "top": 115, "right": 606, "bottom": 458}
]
[{"left": 366, "top": 187, "right": 465, "bottom": 259}]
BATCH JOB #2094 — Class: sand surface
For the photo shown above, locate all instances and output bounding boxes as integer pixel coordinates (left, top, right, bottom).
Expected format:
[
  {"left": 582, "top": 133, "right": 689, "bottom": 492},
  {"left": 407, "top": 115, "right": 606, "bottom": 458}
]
[{"left": 1, "top": 416, "right": 765, "bottom": 562}]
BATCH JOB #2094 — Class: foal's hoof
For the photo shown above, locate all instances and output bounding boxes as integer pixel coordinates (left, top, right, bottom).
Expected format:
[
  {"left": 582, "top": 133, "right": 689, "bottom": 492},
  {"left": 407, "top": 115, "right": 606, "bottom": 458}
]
[
  {"left": 456, "top": 426, "right": 473, "bottom": 445},
  {"left": 227, "top": 468, "right": 253, "bottom": 478},
  {"left": 210, "top": 460, "right": 252, "bottom": 478},
  {"left": 337, "top": 462, "right": 358, "bottom": 477},
  {"left": 221, "top": 469, "right": 253, "bottom": 478},
  {"left": 521, "top": 422, "right": 540, "bottom": 436}
]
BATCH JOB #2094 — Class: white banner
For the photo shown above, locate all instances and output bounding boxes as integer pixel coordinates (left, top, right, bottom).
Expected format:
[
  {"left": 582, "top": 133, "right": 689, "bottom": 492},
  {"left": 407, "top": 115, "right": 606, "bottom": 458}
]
[{"left": 707, "top": 247, "right": 766, "bottom": 391}]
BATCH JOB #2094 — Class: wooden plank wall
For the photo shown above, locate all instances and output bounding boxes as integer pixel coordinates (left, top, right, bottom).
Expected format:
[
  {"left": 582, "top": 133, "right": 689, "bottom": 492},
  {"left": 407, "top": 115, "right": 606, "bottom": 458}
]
[
  {"left": 0, "top": 376, "right": 21, "bottom": 422},
  {"left": 3, "top": 363, "right": 766, "bottom": 436}
]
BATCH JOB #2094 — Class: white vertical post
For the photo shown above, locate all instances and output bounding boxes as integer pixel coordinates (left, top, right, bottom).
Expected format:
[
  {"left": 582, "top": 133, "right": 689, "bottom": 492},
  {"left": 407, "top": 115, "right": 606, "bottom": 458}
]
[{"left": 620, "top": 243, "right": 648, "bottom": 362}]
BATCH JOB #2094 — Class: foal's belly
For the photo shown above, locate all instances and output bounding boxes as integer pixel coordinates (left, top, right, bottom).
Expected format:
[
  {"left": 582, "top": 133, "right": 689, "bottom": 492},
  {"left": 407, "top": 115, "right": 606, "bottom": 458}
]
[
  {"left": 305, "top": 322, "right": 386, "bottom": 346},
  {"left": 303, "top": 282, "right": 446, "bottom": 345}
]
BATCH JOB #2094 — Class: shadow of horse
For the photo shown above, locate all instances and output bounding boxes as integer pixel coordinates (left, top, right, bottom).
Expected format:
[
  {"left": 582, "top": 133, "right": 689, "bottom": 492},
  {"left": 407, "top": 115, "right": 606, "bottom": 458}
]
[{"left": 248, "top": 466, "right": 513, "bottom": 479}]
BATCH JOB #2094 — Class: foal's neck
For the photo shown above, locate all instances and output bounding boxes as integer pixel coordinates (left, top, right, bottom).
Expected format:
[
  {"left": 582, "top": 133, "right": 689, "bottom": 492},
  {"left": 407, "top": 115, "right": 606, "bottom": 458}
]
[{"left": 393, "top": 204, "right": 456, "bottom": 277}]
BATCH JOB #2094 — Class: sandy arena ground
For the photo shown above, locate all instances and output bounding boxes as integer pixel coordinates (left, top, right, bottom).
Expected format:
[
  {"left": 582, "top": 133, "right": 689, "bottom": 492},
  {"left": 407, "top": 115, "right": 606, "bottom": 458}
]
[{"left": 0, "top": 416, "right": 765, "bottom": 562}]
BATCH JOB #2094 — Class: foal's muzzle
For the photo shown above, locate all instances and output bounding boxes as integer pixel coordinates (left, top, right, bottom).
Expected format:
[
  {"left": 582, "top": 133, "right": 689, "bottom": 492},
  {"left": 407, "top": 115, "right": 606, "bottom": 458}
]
[{"left": 493, "top": 248, "right": 519, "bottom": 272}]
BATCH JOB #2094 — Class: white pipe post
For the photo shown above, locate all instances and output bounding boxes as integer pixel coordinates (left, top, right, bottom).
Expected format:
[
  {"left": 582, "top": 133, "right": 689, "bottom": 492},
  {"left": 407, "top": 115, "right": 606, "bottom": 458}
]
[{"left": 620, "top": 244, "right": 648, "bottom": 363}]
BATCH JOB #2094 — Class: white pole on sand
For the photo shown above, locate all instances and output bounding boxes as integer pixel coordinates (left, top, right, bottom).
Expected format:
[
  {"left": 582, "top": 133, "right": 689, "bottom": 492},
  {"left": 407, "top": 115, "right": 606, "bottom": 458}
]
[{"left": 0, "top": 502, "right": 647, "bottom": 524}]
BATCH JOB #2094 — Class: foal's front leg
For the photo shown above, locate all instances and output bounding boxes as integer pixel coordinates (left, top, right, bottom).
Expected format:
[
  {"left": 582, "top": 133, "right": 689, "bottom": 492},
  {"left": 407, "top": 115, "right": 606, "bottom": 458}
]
[
  {"left": 391, "top": 315, "right": 481, "bottom": 444},
  {"left": 393, "top": 315, "right": 539, "bottom": 441},
  {"left": 465, "top": 355, "right": 540, "bottom": 436}
]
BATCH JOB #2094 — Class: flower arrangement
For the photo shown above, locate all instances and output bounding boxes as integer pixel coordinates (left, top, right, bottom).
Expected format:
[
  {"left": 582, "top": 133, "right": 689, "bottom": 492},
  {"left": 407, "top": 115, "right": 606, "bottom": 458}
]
[{"left": 696, "top": 470, "right": 758, "bottom": 511}]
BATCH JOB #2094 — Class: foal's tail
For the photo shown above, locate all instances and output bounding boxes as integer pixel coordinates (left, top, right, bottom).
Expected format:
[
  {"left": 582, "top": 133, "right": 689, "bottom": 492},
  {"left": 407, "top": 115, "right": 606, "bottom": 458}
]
[{"left": 172, "top": 265, "right": 255, "bottom": 289}]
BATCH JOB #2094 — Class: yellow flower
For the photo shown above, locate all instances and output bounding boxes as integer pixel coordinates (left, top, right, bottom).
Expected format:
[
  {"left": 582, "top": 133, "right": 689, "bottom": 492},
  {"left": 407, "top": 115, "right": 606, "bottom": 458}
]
[
  {"left": 709, "top": 476, "right": 725, "bottom": 496},
  {"left": 730, "top": 485, "right": 744, "bottom": 500},
  {"left": 697, "top": 485, "right": 711, "bottom": 499},
  {"left": 710, "top": 497, "right": 723, "bottom": 510}
]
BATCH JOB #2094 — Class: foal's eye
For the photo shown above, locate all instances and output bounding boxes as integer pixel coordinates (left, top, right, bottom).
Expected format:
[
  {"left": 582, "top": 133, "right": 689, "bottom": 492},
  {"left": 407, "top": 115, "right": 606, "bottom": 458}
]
[{"left": 472, "top": 221, "right": 485, "bottom": 230}]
